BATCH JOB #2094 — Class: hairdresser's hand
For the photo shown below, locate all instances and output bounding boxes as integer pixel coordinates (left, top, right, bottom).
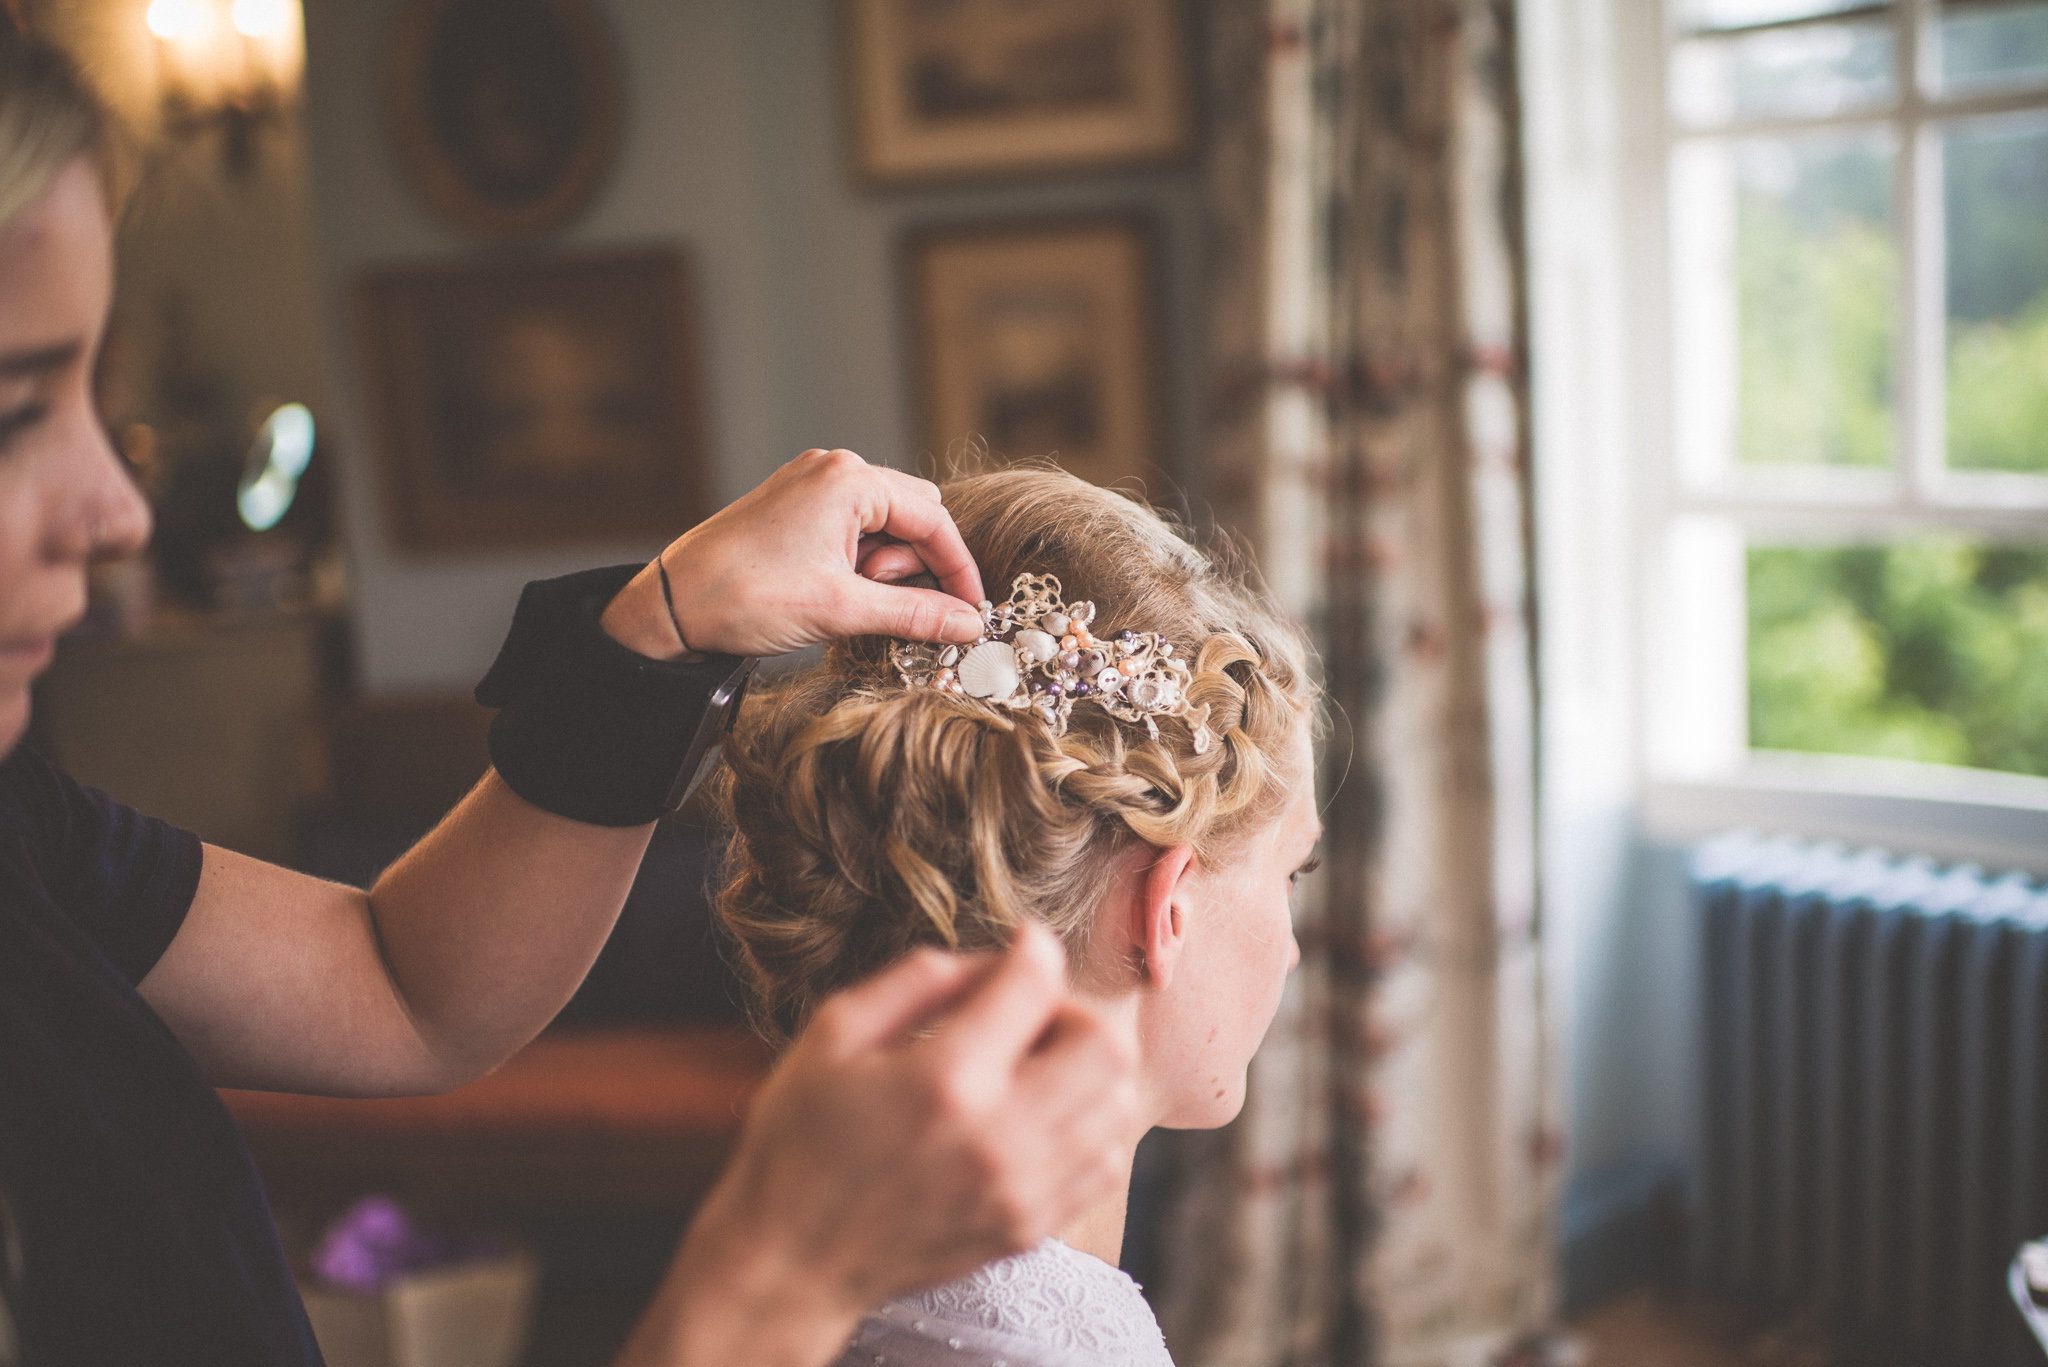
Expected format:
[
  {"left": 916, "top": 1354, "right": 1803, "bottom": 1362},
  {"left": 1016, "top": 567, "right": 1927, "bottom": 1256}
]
[
  {"left": 617, "top": 924, "right": 1142, "bottom": 1367},
  {"left": 600, "top": 447, "right": 986, "bottom": 660}
]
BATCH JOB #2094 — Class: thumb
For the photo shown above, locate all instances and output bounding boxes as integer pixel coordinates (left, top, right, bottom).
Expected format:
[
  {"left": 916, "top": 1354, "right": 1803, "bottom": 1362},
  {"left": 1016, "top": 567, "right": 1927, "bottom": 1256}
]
[
  {"left": 808, "top": 948, "right": 996, "bottom": 1056},
  {"left": 837, "top": 576, "right": 984, "bottom": 643}
]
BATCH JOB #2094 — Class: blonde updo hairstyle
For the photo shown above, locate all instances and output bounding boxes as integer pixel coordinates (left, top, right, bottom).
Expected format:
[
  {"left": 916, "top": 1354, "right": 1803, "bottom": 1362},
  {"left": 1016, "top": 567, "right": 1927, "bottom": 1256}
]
[
  {"left": 714, "top": 468, "right": 1317, "bottom": 1043},
  {"left": 0, "top": 9, "right": 133, "bottom": 234}
]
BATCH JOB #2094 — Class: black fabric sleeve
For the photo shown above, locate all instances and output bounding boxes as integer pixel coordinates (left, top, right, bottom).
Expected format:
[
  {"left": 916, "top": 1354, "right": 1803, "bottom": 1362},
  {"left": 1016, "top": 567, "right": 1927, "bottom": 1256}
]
[
  {"left": 475, "top": 565, "right": 748, "bottom": 826},
  {"left": 2, "top": 747, "right": 203, "bottom": 985}
]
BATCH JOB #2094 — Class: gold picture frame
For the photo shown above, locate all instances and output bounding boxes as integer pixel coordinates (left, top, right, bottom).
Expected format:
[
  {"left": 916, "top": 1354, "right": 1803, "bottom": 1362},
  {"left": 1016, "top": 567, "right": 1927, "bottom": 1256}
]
[
  {"left": 386, "top": 0, "right": 624, "bottom": 238},
  {"left": 906, "top": 216, "right": 1165, "bottom": 486},
  {"left": 356, "top": 247, "right": 712, "bottom": 553},
  {"left": 844, "top": 0, "right": 1193, "bottom": 185}
]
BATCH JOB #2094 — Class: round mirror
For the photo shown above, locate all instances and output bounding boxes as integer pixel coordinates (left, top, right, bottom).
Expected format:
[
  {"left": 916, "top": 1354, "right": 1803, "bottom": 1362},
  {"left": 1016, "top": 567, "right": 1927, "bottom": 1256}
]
[{"left": 236, "top": 402, "right": 316, "bottom": 532}]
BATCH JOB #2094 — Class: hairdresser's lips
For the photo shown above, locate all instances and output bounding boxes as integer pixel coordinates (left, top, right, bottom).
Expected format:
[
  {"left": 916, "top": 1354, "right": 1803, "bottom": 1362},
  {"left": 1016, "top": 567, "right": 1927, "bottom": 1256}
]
[
  {"left": 0, "top": 623, "right": 70, "bottom": 676},
  {"left": 0, "top": 637, "right": 56, "bottom": 673}
]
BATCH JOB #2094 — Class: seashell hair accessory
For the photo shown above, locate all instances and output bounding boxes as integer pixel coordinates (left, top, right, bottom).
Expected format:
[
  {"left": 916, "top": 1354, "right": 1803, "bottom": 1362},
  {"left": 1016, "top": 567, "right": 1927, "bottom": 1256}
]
[{"left": 890, "top": 573, "right": 1214, "bottom": 753}]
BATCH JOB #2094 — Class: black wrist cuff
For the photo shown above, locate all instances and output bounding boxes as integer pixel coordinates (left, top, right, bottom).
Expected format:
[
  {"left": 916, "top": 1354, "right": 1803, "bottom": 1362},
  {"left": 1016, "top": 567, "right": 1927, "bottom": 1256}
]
[{"left": 475, "top": 565, "right": 750, "bottom": 827}]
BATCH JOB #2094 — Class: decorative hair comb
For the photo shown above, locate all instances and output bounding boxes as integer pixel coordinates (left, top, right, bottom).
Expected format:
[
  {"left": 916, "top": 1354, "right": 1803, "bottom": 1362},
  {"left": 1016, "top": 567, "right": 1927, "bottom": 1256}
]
[{"left": 890, "top": 573, "right": 1213, "bottom": 753}]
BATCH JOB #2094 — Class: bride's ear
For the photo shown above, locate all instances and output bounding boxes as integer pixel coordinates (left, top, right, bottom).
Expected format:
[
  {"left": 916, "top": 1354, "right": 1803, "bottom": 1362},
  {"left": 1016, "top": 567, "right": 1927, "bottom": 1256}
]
[{"left": 1133, "top": 844, "right": 1196, "bottom": 991}]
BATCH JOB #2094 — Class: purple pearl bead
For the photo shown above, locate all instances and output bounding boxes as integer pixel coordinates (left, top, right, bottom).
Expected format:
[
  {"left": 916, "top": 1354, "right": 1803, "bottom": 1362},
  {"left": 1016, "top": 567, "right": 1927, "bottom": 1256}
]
[
  {"left": 1072, "top": 682, "right": 1091, "bottom": 697},
  {"left": 1045, "top": 682, "right": 1064, "bottom": 697}
]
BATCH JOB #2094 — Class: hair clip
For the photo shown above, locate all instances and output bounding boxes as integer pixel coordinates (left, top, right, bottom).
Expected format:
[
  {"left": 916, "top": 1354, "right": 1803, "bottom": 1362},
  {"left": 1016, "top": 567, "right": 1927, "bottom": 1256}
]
[{"left": 891, "top": 573, "right": 1213, "bottom": 753}]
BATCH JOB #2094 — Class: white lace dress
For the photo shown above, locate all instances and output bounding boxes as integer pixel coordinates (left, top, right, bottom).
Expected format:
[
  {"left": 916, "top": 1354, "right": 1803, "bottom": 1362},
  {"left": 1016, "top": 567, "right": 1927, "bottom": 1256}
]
[{"left": 831, "top": 1239, "right": 1176, "bottom": 1367}]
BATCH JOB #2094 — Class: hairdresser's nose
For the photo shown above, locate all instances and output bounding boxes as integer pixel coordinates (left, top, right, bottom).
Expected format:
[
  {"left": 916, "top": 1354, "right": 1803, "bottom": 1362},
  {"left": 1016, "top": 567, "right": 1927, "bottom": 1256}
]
[{"left": 51, "top": 418, "right": 152, "bottom": 566}]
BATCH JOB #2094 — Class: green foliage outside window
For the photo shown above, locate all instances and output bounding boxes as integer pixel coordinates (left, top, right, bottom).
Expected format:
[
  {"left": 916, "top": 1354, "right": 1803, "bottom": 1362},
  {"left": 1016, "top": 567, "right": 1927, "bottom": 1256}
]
[
  {"left": 1749, "top": 542, "right": 2048, "bottom": 777},
  {"left": 1736, "top": 123, "right": 2048, "bottom": 778}
]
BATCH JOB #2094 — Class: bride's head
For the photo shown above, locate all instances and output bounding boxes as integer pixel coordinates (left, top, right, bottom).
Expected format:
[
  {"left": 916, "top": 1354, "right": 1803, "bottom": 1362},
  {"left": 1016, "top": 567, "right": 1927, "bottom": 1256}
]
[{"left": 714, "top": 468, "right": 1320, "bottom": 1129}]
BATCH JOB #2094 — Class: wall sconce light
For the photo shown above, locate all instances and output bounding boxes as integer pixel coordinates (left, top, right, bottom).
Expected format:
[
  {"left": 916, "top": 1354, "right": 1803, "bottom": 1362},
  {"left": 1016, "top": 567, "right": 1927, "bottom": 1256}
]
[{"left": 145, "top": 0, "right": 304, "bottom": 176}]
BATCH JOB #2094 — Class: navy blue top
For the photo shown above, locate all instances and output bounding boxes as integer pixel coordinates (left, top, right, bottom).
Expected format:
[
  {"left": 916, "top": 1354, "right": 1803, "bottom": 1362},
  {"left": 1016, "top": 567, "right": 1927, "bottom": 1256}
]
[{"left": 0, "top": 746, "right": 322, "bottom": 1366}]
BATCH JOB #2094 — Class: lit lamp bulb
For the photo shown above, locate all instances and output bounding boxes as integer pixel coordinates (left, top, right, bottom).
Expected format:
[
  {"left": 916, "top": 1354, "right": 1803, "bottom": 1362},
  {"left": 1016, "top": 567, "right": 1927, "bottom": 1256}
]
[
  {"left": 230, "top": 0, "right": 304, "bottom": 93},
  {"left": 144, "top": 0, "right": 304, "bottom": 172},
  {"left": 146, "top": 0, "right": 214, "bottom": 105},
  {"left": 144, "top": 0, "right": 205, "bottom": 40}
]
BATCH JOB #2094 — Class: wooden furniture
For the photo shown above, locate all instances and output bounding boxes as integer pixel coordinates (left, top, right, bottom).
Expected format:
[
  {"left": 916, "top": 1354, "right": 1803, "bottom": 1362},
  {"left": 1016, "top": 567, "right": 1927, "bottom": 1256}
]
[
  {"left": 36, "top": 612, "right": 330, "bottom": 862},
  {"left": 222, "top": 1027, "right": 770, "bottom": 1217}
]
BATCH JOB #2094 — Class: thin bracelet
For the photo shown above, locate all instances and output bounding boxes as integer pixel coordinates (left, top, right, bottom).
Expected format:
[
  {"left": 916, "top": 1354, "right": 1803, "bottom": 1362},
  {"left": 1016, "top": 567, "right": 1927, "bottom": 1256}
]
[{"left": 654, "top": 553, "right": 693, "bottom": 655}]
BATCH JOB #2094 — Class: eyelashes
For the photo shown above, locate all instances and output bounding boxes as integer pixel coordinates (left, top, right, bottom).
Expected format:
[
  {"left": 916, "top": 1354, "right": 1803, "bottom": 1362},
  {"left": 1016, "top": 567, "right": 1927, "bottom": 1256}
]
[
  {"left": 1289, "top": 855, "right": 1322, "bottom": 885},
  {"left": 0, "top": 403, "right": 49, "bottom": 453}
]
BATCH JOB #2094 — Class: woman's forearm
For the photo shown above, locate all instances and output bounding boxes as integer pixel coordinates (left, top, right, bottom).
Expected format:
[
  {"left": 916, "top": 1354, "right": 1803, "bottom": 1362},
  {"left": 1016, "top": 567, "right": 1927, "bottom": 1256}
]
[
  {"left": 359, "top": 770, "right": 656, "bottom": 1088},
  {"left": 354, "top": 566, "right": 710, "bottom": 1088}
]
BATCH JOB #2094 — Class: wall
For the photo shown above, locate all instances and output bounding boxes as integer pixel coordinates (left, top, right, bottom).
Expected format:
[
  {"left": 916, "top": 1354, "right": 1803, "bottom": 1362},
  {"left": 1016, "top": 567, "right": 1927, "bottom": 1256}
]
[
  {"left": 29, "top": 0, "right": 334, "bottom": 438},
  {"left": 1519, "top": 0, "right": 1702, "bottom": 1302},
  {"left": 298, "top": 0, "right": 1208, "bottom": 695}
]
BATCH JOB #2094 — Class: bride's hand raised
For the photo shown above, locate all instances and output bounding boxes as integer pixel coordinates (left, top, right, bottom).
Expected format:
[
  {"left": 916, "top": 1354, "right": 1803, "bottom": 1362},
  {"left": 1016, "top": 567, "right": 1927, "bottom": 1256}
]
[
  {"left": 621, "top": 924, "right": 1142, "bottom": 1367},
  {"left": 600, "top": 447, "right": 988, "bottom": 660}
]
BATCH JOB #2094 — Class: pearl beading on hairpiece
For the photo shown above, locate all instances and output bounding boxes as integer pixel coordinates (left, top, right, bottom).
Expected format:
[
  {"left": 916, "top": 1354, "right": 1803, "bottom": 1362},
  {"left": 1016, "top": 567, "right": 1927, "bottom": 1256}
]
[{"left": 890, "top": 573, "right": 1214, "bottom": 753}]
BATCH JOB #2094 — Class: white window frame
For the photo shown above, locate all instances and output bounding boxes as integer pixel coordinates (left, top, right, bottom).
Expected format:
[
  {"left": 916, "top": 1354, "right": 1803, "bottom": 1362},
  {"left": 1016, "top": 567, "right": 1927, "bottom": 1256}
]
[{"left": 1522, "top": 0, "right": 2048, "bottom": 879}]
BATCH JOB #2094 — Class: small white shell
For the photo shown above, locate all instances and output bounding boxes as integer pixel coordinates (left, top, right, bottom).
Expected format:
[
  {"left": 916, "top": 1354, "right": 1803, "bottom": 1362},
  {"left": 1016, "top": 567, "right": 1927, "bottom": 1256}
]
[
  {"left": 1128, "top": 678, "right": 1164, "bottom": 710},
  {"left": 1012, "top": 629, "right": 1060, "bottom": 665},
  {"left": 1041, "top": 612, "right": 1071, "bottom": 637},
  {"left": 956, "top": 641, "right": 1023, "bottom": 699},
  {"left": 938, "top": 645, "right": 961, "bottom": 667}
]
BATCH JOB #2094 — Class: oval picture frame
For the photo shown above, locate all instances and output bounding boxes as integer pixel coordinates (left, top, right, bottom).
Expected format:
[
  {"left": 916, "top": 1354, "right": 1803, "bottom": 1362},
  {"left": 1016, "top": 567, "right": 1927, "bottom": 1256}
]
[{"left": 386, "top": 0, "right": 624, "bottom": 239}]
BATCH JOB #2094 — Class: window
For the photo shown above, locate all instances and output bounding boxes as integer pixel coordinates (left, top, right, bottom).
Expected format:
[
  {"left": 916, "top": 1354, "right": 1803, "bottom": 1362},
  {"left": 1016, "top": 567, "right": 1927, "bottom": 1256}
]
[{"left": 1648, "top": 0, "right": 2048, "bottom": 787}]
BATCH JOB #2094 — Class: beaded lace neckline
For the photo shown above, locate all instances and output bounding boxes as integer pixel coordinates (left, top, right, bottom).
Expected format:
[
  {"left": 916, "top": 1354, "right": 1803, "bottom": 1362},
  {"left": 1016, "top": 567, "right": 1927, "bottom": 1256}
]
[{"left": 850, "top": 1238, "right": 1174, "bottom": 1365}]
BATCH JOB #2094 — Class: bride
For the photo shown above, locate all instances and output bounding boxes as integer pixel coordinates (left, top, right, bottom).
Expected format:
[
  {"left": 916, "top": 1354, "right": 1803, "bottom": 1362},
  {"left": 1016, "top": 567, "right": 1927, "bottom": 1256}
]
[{"left": 711, "top": 467, "right": 1322, "bottom": 1366}]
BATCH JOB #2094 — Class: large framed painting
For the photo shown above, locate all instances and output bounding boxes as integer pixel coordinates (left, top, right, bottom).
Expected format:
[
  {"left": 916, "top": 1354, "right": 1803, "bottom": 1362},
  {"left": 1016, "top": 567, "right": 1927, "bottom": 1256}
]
[
  {"left": 905, "top": 216, "right": 1165, "bottom": 486},
  {"left": 387, "top": 0, "right": 623, "bottom": 238},
  {"left": 844, "top": 0, "right": 1193, "bottom": 185},
  {"left": 356, "top": 247, "right": 711, "bottom": 553}
]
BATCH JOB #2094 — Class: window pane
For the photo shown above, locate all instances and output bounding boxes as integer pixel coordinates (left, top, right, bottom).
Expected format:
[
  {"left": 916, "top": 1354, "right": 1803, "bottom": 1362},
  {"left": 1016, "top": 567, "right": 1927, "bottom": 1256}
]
[
  {"left": 1940, "top": 1, "right": 2048, "bottom": 94},
  {"left": 1748, "top": 540, "right": 2048, "bottom": 777},
  {"left": 1946, "top": 116, "right": 2048, "bottom": 473},
  {"left": 1673, "top": 20, "right": 1894, "bottom": 123},
  {"left": 1680, "top": 0, "right": 1885, "bottom": 30},
  {"left": 1732, "top": 135, "right": 1897, "bottom": 467}
]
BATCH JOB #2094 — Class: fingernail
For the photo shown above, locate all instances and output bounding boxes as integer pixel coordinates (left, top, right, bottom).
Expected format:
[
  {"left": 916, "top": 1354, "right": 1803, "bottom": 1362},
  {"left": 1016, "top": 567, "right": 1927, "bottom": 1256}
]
[{"left": 943, "top": 609, "right": 981, "bottom": 640}]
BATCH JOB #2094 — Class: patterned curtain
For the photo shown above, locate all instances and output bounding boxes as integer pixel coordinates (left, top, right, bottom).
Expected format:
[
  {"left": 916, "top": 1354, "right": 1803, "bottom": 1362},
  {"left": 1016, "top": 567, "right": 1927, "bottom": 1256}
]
[{"left": 1156, "top": 1, "right": 1560, "bottom": 1363}]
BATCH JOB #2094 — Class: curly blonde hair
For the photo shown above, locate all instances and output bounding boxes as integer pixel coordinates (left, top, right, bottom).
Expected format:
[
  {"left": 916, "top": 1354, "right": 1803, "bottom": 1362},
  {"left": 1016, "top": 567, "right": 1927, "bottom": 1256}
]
[{"left": 713, "top": 469, "right": 1318, "bottom": 1043}]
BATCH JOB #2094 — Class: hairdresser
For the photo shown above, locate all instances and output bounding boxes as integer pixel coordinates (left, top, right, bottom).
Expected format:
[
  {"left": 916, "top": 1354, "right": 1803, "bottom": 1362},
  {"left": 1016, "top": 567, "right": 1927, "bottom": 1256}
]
[{"left": 0, "top": 20, "right": 1137, "bottom": 1367}]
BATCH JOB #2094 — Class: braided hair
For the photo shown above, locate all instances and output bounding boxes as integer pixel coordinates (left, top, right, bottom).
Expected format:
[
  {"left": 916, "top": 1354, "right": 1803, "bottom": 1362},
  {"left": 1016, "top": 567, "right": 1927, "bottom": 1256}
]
[{"left": 712, "top": 467, "right": 1318, "bottom": 1043}]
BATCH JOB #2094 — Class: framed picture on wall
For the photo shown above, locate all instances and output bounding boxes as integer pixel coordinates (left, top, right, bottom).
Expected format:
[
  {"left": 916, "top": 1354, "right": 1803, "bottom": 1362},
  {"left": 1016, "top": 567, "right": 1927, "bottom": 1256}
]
[
  {"left": 905, "top": 216, "right": 1165, "bottom": 486},
  {"left": 356, "top": 247, "right": 712, "bottom": 553},
  {"left": 387, "top": 0, "right": 624, "bottom": 238},
  {"left": 844, "top": 0, "right": 1192, "bottom": 184}
]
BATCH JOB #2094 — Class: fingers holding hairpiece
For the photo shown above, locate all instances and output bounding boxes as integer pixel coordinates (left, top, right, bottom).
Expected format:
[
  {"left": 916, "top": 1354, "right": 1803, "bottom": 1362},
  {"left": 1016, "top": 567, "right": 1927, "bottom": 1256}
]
[{"left": 858, "top": 468, "right": 984, "bottom": 608}]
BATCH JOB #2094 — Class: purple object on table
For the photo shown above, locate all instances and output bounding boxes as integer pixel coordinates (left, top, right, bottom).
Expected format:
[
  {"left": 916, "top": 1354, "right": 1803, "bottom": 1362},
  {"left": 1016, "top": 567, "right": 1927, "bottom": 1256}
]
[{"left": 309, "top": 1195, "right": 498, "bottom": 1294}]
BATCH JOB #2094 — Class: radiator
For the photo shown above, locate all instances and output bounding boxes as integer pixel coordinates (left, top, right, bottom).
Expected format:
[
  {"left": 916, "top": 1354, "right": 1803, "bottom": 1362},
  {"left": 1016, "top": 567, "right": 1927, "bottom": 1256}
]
[{"left": 1694, "top": 833, "right": 2048, "bottom": 1365}]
